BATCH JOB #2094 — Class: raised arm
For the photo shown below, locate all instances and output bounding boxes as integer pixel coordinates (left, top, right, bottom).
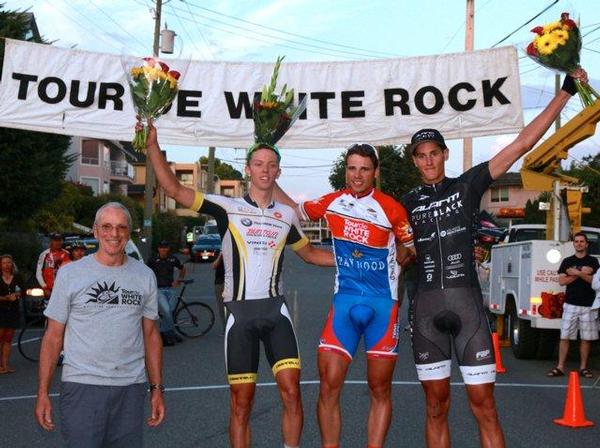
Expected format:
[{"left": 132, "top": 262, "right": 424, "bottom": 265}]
[
  {"left": 489, "top": 69, "right": 588, "bottom": 180},
  {"left": 143, "top": 120, "right": 196, "bottom": 209}
]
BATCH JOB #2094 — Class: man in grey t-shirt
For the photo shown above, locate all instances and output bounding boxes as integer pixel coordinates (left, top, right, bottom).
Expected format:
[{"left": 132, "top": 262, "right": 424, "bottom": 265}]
[{"left": 35, "top": 202, "right": 165, "bottom": 447}]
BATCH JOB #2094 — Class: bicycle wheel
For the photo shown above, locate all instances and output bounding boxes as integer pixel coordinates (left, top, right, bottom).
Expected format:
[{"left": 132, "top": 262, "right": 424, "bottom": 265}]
[
  {"left": 175, "top": 301, "right": 215, "bottom": 338},
  {"left": 18, "top": 317, "right": 46, "bottom": 362}
]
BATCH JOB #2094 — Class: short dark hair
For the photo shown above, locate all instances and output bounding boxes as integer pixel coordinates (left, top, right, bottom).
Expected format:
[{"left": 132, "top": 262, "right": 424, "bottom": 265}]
[
  {"left": 573, "top": 232, "right": 588, "bottom": 243},
  {"left": 344, "top": 143, "right": 379, "bottom": 169}
]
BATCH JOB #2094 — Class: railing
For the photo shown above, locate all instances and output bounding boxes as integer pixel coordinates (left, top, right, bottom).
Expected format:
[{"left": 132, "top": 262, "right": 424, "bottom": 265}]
[{"left": 110, "top": 160, "right": 134, "bottom": 180}]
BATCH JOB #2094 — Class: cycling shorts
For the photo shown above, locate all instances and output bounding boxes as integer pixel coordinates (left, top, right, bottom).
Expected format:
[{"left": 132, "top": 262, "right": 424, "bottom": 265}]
[
  {"left": 319, "top": 293, "right": 400, "bottom": 361},
  {"left": 412, "top": 287, "right": 496, "bottom": 385},
  {"left": 224, "top": 296, "right": 300, "bottom": 384}
]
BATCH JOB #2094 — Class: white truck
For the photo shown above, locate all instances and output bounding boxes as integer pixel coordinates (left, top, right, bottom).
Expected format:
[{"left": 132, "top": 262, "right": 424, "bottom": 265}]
[{"left": 479, "top": 224, "right": 600, "bottom": 359}]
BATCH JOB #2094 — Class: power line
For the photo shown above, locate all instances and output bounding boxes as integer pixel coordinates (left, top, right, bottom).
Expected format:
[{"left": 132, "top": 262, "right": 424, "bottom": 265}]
[
  {"left": 491, "top": 0, "right": 559, "bottom": 48},
  {"left": 85, "top": 0, "right": 149, "bottom": 53},
  {"left": 181, "top": 0, "right": 215, "bottom": 59},
  {"left": 180, "top": 0, "right": 399, "bottom": 58},
  {"left": 164, "top": 1, "right": 389, "bottom": 59},
  {"left": 165, "top": 1, "right": 208, "bottom": 59}
]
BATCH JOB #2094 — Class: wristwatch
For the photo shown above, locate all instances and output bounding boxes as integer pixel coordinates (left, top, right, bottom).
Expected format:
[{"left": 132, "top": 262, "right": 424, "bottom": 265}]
[{"left": 148, "top": 383, "right": 165, "bottom": 392}]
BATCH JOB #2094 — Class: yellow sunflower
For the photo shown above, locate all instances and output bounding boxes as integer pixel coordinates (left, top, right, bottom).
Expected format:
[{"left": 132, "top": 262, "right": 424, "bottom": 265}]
[
  {"left": 535, "top": 33, "right": 560, "bottom": 55},
  {"left": 551, "top": 29, "right": 569, "bottom": 46},
  {"left": 542, "top": 21, "right": 561, "bottom": 34}
]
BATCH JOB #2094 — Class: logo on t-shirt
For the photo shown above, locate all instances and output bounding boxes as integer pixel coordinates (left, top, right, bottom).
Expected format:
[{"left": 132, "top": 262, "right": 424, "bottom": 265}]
[
  {"left": 86, "top": 281, "right": 120, "bottom": 304},
  {"left": 85, "top": 281, "right": 143, "bottom": 306}
]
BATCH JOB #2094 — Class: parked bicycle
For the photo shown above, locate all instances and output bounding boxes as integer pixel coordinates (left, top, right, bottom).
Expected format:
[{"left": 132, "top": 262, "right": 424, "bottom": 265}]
[
  {"left": 18, "top": 288, "right": 47, "bottom": 362},
  {"left": 171, "top": 279, "right": 215, "bottom": 338}
]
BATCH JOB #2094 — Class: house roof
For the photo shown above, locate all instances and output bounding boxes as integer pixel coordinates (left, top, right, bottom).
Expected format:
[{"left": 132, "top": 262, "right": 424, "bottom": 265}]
[{"left": 489, "top": 172, "right": 522, "bottom": 188}]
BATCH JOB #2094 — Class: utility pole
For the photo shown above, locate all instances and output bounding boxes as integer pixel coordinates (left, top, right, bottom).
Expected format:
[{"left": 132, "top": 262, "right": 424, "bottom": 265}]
[
  {"left": 463, "top": 0, "right": 475, "bottom": 171},
  {"left": 207, "top": 146, "right": 216, "bottom": 194},
  {"left": 554, "top": 74, "right": 562, "bottom": 131},
  {"left": 142, "top": 0, "right": 162, "bottom": 259}
]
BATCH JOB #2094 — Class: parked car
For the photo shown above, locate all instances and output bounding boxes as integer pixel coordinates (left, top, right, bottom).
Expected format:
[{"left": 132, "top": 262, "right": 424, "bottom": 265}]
[
  {"left": 191, "top": 234, "right": 221, "bottom": 262},
  {"left": 63, "top": 236, "right": 143, "bottom": 260}
]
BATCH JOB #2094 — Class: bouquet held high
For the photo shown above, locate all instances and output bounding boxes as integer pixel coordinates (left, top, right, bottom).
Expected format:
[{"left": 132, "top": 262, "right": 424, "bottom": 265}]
[
  {"left": 526, "top": 12, "right": 598, "bottom": 107},
  {"left": 126, "top": 57, "right": 181, "bottom": 152},
  {"left": 248, "top": 56, "right": 306, "bottom": 159}
]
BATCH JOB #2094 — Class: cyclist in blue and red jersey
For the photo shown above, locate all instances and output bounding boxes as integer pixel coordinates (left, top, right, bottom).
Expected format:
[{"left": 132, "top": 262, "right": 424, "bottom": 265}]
[
  {"left": 275, "top": 143, "right": 413, "bottom": 448},
  {"left": 402, "top": 69, "right": 588, "bottom": 448}
]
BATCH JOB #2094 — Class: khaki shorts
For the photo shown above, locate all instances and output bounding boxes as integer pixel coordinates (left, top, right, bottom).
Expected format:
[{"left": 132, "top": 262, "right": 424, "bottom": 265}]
[{"left": 560, "top": 303, "right": 599, "bottom": 341}]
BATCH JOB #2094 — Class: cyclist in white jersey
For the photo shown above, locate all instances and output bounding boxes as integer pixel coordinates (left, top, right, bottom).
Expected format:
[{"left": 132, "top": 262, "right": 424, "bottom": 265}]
[{"left": 144, "top": 122, "right": 333, "bottom": 448}]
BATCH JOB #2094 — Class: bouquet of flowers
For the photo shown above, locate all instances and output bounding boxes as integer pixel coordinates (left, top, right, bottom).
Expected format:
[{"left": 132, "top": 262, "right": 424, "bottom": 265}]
[
  {"left": 526, "top": 12, "right": 599, "bottom": 107},
  {"left": 126, "top": 57, "right": 181, "bottom": 152},
  {"left": 248, "top": 56, "right": 306, "bottom": 158}
]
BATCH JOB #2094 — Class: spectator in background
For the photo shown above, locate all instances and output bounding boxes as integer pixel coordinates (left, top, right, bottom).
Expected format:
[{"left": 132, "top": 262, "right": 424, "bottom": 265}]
[
  {"left": 69, "top": 240, "right": 87, "bottom": 262},
  {"left": 36, "top": 233, "right": 71, "bottom": 298},
  {"left": 0, "top": 254, "right": 24, "bottom": 374},
  {"left": 547, "top": 233, "right": 599, "bottom": 379},
  {"left": 147, "top": 241, "right": 187, "bottom": 346},
  {"left": 212, "top": 253, "right": 226, "bottom": 335}
]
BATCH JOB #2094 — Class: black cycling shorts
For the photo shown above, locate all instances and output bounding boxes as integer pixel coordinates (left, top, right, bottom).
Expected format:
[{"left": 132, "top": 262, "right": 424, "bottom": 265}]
[
  {"left": 224, "top": 296, "right": 300, "bottom": 384},
  {"left": 412, "top": 287, "right": 496, "bottom": 385}
]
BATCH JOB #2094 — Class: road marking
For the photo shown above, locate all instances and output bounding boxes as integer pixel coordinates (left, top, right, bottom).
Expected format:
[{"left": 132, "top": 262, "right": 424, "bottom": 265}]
[{"left": 1, "top": 380, "right": 593, "bottom": 402}]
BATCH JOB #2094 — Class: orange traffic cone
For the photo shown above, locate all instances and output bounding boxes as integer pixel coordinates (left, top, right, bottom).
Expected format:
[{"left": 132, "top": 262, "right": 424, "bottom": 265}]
[
  {"left": 492, "top": 332, "right": 506, "bottom": 374},
  {"left": 554, "top": 371, "right": 594, "bottom": 428}
]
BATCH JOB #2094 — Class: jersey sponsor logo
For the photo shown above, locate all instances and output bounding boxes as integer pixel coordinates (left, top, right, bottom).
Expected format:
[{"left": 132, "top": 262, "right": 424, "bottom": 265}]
[
  {"left": 418, "top": 352, "right": 430, "bottom": 361},
  {"left": 475, "top": 349, "right": 491, "bottom": 361},
  {"left": 418, "top": 194, "right": 430, "bottom": 201},
  {"left": 241, "top": 218, "right": 253, "bottom": 226},
  {"left": 411, "top": 192, "right": 463, "bottom": 223},
  {"left": 246, "top": 228, "right": 280, "bottom": 239},
  {"left": 273, "top": 211, "right": 283, "bottom": 219},
  {"left": 366, "top": 207, "right": 378, "bottom": 219},
  {"left": 352, "top": 249, "right": 363, "bottom": 258},
  {"left": 237, "top": 206, "right": 254, "bottom": 213},
  {"left": 447, "top": 253, "right": 462, "bottom": 262},
  {"left": 417, "top": 232, "right": 436, "bottom": 243},
  {"left": 343, "top": 219, "right": 370, "bottom": 244},
  {"left": 336, "top": 255, "right": 386, "bottom": 272},
  {"left": 337, "top": 198, "right": 356, "bottom": 212},
  {"left": 446, "top": 269, "right": 465, "bottom": 279},
  {"left": 439, "top": 225, "right": 466, "bottom": 237}
]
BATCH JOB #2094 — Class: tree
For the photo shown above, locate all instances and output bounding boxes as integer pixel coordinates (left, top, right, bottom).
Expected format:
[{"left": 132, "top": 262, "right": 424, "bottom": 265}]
[
  {"left": 0, "top": 7, "right": 73, "bottom": 224},
  {"left": 522, "top": 192, "right": 551, "bottom": 224},
  {"left": 328, "top": 145, "right": 421, "bottom": 201},
  {"left": 199, "top": 156, "right": 243, "bottom": 180},
  {"left": 561, "top": 154, "right": 600, "bottom": 227}
]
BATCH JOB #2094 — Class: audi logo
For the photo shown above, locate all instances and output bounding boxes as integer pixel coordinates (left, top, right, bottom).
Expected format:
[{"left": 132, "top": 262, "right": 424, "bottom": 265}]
[{"left": 447, "top": 253, "right": 462, "bottom": 262}]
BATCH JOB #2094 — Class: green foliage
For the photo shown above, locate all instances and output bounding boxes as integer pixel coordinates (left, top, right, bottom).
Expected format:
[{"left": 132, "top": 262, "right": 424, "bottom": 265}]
[
  {"left": 522, "top": 192, "right": 551, "bottom": 224},
  {"left": 0, "top": 5, "right": 73, "bottom": 225},
  {"left": 0, "top": 231, "right": 43, "bottom": 282},
  {"left": 151, "top": 211, "right": 186, "bottom": 252},
  {"left": 328, "top": 145, "right": 421, "bottom": 200},
  {"left": 562, "top": 153, "right": 600, "bottom": 227},
  {"left": 199, "top": 156, "right": 244, "bottom": 180}
]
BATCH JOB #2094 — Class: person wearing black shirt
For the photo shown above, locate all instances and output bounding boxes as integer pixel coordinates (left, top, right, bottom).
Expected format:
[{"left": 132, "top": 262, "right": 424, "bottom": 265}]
[
  {"left": 401, "top": 69, "right": 588, "bottom": 448},
  {"left": 212, "top": 253, "right": 226, "bottom": 335},
  {"left": 147, "top": 241, "right": 186, "bottom": 346},
  {"left": 547, "top": 233, "right": 599, "bottom": 379}
]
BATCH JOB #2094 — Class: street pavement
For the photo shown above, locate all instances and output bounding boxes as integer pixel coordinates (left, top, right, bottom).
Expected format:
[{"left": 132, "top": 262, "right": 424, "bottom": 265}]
[{"left": 1, "top": 253, "right": 599, "bottom": 447}]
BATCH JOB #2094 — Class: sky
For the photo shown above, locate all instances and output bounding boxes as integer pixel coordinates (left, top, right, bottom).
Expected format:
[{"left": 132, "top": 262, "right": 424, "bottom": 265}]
[{"left": 4, "top": 0, "right": 600, "bottom": 201}]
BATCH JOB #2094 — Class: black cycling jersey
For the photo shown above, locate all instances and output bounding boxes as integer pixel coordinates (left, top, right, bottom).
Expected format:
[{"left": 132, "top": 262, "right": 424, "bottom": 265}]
[
  {"left": 402, "top": 162, "right": 493, "bottom": 291},
  {"left": 146, "top": 255, "right": 183, "bottom": 288}
]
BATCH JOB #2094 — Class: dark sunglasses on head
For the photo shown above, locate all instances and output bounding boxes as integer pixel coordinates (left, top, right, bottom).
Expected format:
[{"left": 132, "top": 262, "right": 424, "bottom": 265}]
[{"left": 346, "top": 143, "right": 379, "bottom": 159}]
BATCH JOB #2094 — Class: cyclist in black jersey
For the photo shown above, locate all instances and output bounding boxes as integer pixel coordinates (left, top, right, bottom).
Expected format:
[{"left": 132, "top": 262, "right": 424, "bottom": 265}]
[
  {"left": 143, "top": 122, "right": 334, "bottom": 448},
  {"left": 402, "top": 70, "right": 588, "bottom": 448}
]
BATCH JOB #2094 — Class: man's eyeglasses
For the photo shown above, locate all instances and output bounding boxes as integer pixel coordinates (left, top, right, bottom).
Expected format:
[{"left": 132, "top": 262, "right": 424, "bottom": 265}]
[{"left": 98, "top": 224, "right": 129, "bottom": 234}]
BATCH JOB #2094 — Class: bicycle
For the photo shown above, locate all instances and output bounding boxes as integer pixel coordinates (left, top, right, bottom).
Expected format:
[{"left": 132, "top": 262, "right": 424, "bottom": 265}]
[
  {"left": 171, "top": 279, "right": 215, "bottom": 338},
  {"left": 18, "top": 292, "right": 47, "bottom": 362}
]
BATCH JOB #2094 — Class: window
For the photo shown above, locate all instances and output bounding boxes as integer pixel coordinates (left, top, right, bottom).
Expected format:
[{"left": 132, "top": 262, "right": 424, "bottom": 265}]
[
  {"left": 177, "top": 171, "right": 194, "bottom": 187},
  {"left": 80, "top": 177, "right": 100, "bottom": 195},
  {"left": 490, "top": 186, "right": 509, "bottom": 202},
  {"left": 81, "top": 140, "right": 100, "bottom": 165}
]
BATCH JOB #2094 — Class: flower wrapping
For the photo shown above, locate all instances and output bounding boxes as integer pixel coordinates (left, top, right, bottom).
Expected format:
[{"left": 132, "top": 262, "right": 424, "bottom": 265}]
[
  {"left": 249, "top": 56, "right": 307, "bottom": 157},
  {"left": 125, "top": 57, "right": 181, "bottom": 152},
  {"left": 526, "top": 12, "right": 599, "bottom": 107}
]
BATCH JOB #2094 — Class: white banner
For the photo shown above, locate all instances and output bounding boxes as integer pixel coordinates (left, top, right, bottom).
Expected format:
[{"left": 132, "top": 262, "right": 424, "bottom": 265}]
[{"left": 0, "top": 39, "right": 523, "bottom": 148}]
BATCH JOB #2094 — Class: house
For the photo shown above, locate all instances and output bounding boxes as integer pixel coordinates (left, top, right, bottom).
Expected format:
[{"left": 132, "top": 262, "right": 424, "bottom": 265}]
[
  {"left": 480, "top": 172, "right": 542, "bottom": 217},
  {"left": 64, "top": 137, "right": 136, "bottom": 196}
]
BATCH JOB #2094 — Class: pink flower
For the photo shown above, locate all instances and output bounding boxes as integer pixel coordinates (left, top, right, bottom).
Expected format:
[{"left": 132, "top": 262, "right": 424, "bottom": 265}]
[
  {"left": 158, "top": 61, "right": 170, "bottom": 72},
  {"left": 143, "top": 57, "right": 156, "bottom": 66}
]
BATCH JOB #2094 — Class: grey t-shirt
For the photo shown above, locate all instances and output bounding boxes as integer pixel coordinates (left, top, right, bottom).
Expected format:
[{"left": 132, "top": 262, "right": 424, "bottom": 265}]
[{"left": 45, "top": 254, "right": 158, "bottom": 386}]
